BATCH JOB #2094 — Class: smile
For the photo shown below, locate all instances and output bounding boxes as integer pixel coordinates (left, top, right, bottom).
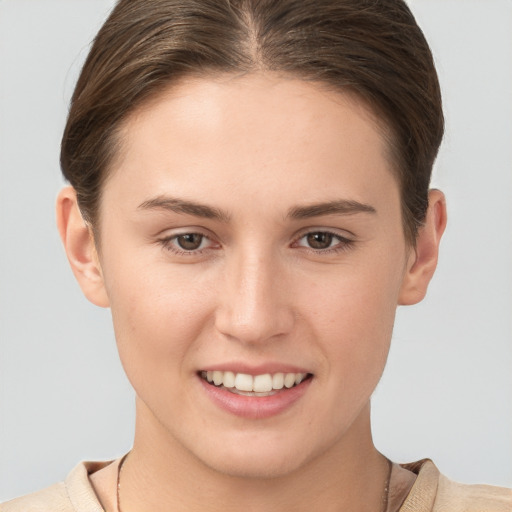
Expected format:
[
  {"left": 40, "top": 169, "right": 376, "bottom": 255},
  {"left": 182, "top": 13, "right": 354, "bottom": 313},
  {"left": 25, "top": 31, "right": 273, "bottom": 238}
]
[{"left": 200, "top": 371, "right": 310, "bottom": 396}]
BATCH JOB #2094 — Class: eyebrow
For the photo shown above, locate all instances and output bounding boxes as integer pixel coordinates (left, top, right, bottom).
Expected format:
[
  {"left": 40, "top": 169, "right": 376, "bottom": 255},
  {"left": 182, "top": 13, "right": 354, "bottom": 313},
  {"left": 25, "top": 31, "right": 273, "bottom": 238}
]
[
  {"left": 138, "top": 196, "right": 376, "bottom": 222},
  {"left": 138, "top": 196, "right": 231, "bottom": 222},
  {"left": 287, "top": 200, "right": 377, "bottom": 219}
]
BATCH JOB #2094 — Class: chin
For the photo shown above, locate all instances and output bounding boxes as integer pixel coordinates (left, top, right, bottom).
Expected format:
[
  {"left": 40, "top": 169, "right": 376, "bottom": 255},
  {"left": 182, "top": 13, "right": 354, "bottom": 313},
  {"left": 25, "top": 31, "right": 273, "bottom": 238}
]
[
  {"left": 203, "top": 451, "right": 309, "bottom": 480},
  {"left": 190, "top": 430, "right": 322, "bottom": 480}
]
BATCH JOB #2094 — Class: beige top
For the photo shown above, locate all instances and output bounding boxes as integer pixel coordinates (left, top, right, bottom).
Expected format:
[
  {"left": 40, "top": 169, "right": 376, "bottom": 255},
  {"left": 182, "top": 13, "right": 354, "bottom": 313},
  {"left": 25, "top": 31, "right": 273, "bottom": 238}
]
[{"left": 2, "top": 459, "right": 511, "bottom": 512}]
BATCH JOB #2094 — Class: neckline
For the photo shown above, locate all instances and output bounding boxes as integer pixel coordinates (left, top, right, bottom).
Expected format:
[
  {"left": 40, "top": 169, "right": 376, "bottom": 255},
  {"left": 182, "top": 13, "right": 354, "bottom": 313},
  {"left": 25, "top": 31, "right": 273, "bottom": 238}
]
[{"left": 82, "top": 457, "right": 438, "bottom": 512}]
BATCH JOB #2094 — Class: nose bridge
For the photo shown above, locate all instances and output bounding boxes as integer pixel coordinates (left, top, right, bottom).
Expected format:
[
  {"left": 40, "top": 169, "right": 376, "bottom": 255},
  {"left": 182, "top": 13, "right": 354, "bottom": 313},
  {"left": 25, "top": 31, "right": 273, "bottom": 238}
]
[{"left": 215, "top": 244, "right": 294, "bottom": 344}]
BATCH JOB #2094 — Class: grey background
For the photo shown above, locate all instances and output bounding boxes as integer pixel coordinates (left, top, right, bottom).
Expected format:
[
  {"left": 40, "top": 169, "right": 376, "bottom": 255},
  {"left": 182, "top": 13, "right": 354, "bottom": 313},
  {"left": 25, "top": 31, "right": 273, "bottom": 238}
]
[{"left": 1, "top": 0, "right": 511, "bottom": 501}]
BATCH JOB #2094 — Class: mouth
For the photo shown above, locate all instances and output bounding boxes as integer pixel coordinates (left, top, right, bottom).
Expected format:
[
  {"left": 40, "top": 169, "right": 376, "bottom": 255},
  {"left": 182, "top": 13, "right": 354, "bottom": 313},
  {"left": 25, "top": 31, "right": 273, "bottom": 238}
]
[{"left": 200, "top": 370, "right": 312, "bottom": 397}]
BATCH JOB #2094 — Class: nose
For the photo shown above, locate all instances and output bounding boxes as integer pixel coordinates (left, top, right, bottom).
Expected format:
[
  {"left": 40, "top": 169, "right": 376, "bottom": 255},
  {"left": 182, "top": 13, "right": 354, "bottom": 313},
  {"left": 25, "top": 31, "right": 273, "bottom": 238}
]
[{"left": 214, "top": 249, "right": 295, "bottom": 345}]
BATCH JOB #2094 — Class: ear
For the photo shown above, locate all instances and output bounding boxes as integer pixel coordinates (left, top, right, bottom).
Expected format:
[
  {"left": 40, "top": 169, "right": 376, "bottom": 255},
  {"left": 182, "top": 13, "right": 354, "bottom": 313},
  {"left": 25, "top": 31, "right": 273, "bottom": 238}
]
[
  {"left": 398, "top": 189, "right": 447, "bottom": 305},
  {"left": 56, "top": 186, "right": 110, "bottom": 308}
]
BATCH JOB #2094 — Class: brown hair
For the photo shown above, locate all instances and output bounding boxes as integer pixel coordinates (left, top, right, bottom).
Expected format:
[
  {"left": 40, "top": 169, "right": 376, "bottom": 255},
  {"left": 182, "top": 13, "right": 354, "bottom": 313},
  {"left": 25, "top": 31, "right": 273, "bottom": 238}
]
[{"left": 61, "top": 0, "right": 443, "bottom": 243}]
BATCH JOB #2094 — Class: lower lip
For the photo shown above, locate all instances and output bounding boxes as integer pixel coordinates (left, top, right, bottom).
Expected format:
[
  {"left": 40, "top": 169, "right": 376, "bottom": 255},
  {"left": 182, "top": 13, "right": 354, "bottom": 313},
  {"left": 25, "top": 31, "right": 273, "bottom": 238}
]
[{"left": 199, "top": 376, "right": 312, "bottom": 419}]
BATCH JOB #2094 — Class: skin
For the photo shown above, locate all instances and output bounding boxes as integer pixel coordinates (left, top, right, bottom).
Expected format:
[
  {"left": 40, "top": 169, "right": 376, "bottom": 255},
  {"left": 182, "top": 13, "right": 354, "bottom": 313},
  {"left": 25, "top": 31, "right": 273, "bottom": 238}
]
[{"left": 57, "top": 73, "right": 446, "bottom": 512}]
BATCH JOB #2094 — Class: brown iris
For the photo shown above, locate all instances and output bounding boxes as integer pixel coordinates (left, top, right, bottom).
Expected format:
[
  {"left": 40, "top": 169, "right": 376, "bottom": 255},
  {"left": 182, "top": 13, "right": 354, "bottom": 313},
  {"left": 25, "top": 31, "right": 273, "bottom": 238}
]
[
  {"left": 306, "top": 232, "right": 334, "bottom": 249},
  {"left": 176, "top": 233, "right": 203, "bottom": 250}
]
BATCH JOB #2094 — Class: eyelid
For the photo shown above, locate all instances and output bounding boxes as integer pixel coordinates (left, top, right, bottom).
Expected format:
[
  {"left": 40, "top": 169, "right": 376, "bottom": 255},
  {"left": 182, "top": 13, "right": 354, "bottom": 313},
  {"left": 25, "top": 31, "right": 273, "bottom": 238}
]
[
  {"left": 292, "top": 226, "right": 355, "bottom": 242},
  {"left": 291, "top": 228, "right": 355, "bottom": 253},
  {"left": 156, "top": 227, "right": 221, "bottom": 256},
  {"left": 154, "top": 226, "right": 355, "bottom": 256},
  {"left": 153, "top": 223, "right": 215, "bottom": 238}
]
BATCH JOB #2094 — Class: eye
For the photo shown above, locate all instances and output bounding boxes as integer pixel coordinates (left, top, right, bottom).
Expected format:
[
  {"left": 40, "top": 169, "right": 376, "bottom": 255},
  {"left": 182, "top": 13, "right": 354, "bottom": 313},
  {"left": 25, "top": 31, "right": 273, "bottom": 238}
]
[
  {"left": 159, "top": 232, "right": 216, "bottom": 254},
  {"left": 304, "top": 232, "right": 335, "bottom": 249},
  {"left": 295, "top": 231, "right": 352, "bottom": 252},
  {"left": 175, "top": 233, "right": 205, "bottom": 251}
]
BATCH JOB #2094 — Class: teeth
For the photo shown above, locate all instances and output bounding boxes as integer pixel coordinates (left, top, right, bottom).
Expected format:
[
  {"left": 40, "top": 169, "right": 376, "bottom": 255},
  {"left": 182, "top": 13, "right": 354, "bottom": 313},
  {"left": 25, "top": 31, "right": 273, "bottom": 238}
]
[
  {"left": 284, "top": 373, "right": 296, "bottom": 388},
  {"left": 272, "top": 373, "right": 284, "bottom": 390},
  {"left": 253, "top": 374, "right": 273, "bottom": 393},
  {"left": 223, "top": 371, "right": 235, "bottom": 388},
  {"left": 234, "top": 373, "right": 253, "bottom": 392},
  {"left": 202, "top": 370, "right": 308, "bottom": 392}
]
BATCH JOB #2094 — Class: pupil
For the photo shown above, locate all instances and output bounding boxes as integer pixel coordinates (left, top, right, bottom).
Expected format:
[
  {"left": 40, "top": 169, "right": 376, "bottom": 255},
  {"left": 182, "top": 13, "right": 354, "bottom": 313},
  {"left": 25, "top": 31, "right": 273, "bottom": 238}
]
[
  {"left": 177, "top": 234, "right": 203, "bottom": 250},
  {"left": 307, "top": 232, "right": 333, "bottom": 249}
]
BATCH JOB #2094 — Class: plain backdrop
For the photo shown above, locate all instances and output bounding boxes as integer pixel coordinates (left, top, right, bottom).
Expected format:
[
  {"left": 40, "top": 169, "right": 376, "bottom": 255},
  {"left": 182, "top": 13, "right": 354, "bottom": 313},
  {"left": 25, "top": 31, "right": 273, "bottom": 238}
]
[{"left": 1, "top": 0, "right": 511, "bottom": 501}]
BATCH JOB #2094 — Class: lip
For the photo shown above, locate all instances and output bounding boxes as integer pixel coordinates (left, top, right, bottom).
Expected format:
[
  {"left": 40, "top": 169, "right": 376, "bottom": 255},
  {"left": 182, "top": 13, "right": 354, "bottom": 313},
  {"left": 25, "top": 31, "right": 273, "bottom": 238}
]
[
  {"left": 199, "top": 362, "right": 310, "bottom": 375},
  {"left": 198, "top": 371, "right": 313, "bottom": 419}
]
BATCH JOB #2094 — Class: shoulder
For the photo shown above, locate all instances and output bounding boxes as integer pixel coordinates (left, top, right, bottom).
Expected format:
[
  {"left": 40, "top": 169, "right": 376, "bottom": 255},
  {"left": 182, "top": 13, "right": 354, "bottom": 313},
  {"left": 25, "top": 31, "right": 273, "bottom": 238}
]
[
  {"left": 1, "top": 461, "right": 110, "bottom": 512},
  {"left": 436, "top": 472, "right": 512, "bottom": 512},
  {"left": 1, "top": 482, "right": 73, "bottom": 512},
  {"left": 399, "top": 459, "right": 512, "bottom": 512}
]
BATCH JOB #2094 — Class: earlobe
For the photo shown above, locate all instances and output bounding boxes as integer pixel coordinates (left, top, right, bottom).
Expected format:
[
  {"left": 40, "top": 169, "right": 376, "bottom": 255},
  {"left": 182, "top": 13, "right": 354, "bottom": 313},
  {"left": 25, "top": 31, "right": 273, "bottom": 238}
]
[
  {"left": 56, "top": 186, "right": 110, "bottom": 308},
  {"left": 398, "top": 189, "right": 447, "bottom": 306}
]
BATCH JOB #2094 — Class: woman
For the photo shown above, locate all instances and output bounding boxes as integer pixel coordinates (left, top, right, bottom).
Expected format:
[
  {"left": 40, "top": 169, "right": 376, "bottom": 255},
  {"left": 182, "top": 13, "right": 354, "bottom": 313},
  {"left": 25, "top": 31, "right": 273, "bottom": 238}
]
[{"left": 2, "top": 0, "right": 510, "bottom": 510}]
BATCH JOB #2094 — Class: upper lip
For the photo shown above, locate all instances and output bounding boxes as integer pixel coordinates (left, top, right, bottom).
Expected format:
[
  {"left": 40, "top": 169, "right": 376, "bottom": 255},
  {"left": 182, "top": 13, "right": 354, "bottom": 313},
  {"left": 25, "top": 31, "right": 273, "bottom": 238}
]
[{"left": 198, "top": 362, "right": 312, "bottom": 376}]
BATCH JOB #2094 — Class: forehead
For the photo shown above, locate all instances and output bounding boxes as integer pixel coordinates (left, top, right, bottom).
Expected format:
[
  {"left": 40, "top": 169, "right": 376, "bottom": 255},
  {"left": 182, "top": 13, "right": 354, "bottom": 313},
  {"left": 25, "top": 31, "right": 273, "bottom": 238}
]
[
  {"left": 106, "top": 73, "right": 399, "bottom": 217},
  {"left": 123, "top": 72, "right": 390, "bottom": 157}
]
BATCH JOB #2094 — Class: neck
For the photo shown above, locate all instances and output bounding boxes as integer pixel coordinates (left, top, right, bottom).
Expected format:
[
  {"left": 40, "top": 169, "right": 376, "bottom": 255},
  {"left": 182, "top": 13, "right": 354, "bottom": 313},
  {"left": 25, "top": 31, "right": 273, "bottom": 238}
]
[{"left": 120, "top": 398, "right": 389, "bottom": 512}]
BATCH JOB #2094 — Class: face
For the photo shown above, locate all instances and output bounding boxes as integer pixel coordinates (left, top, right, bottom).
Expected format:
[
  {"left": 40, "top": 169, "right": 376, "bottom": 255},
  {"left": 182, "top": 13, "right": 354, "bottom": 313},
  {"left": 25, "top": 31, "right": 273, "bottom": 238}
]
[{"left": 95, "top": 74, "right": 411, "bottom": 478}]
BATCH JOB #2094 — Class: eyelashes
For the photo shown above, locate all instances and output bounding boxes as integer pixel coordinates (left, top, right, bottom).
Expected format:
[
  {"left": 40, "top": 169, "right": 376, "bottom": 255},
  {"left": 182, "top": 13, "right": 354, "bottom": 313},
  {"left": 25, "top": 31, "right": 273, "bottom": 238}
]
[
  {"left": 293, "top": 230, "right": 354, "bottom": 253},
  {"left": 157, "top": 229, "right": 354, "bottom": 257},
  {"left": 158, "top": 232, "right": 219, "bottom": 256},
  {"left": 171, "top": 233, "right": 210, "bottom": 251}
]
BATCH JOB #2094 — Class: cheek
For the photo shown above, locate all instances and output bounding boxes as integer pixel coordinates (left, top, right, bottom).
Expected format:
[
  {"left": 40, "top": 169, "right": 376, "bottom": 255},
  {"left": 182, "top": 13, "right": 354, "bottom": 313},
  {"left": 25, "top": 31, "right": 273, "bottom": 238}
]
[
  {"left": 303, "top": 257, "right": 400, "bottom": 327},
  {"left": 104, "top": 259, "right": 216, "bottom": 385},
  {"left": 298, "top": 260, "right": 402, "bottom": 376}
]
